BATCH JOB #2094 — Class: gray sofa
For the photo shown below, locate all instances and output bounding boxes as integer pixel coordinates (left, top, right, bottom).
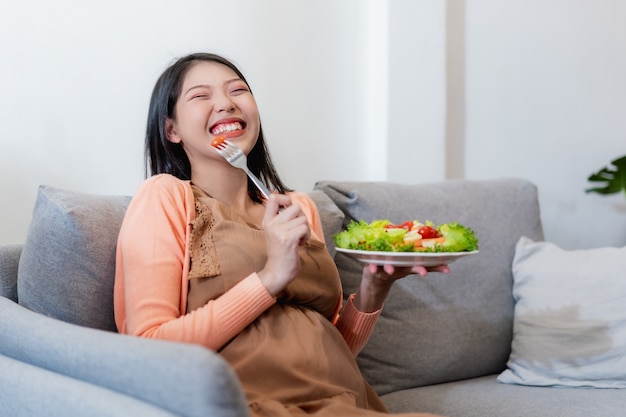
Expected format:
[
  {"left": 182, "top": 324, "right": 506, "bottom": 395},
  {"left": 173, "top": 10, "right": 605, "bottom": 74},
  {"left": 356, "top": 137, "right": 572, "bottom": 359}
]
[{"left": 1, "top": 178, "right": 624, "bottom": 416}]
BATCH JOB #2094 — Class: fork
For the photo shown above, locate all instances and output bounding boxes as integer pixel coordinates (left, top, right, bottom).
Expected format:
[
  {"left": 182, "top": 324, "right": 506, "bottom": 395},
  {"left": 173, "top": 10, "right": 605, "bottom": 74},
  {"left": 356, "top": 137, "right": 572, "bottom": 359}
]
[{"left": 213, "top": 139, "right": 272, "bottom": 199}]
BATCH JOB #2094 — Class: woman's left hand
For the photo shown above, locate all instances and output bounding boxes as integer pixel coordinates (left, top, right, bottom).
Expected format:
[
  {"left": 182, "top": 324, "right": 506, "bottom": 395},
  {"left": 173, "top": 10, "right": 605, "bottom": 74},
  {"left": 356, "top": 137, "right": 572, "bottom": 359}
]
[
  {"left": 353, "top": 263, "right": 450, "bottom": 313},
  {"left": 366, "top": 263, "right": 450, "bottom": 282}
]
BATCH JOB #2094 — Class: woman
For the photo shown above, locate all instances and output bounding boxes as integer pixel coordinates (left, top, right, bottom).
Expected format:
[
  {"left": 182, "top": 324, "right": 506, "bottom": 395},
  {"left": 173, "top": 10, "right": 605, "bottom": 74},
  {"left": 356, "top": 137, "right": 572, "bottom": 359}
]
[{"left": 114, "top": 52, "right": 447, "bottom": 416}]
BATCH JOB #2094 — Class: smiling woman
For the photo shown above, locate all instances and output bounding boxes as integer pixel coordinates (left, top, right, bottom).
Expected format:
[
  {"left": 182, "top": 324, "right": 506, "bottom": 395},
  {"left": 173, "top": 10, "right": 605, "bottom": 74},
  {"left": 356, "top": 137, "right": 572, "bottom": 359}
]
[{"left": 113, "top": 52, "right": 445, "bottom": 417}]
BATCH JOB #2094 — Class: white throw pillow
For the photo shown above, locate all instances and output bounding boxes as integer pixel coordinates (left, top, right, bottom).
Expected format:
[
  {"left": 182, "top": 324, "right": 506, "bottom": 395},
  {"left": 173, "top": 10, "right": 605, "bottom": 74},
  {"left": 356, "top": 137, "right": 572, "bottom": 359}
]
[{"left": 498, "top": 236, "right": 626, "bottom": 388}]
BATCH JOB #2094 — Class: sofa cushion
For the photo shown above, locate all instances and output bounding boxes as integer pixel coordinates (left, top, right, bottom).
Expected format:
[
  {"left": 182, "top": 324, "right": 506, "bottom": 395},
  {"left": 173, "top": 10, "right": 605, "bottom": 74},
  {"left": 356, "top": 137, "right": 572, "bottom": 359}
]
[
  {"left": 498, "top": 237, "right": 626, "bottom": 388},
  {"left": 17, "top": 186, "right": 131, "bottom": 332},
  {"left": 381, "top": 374, "right": 626, "bottom": 417},
  {"left": 314, "top": 178, "right": 544, "bottom": 395},
  {"left": 306, "top": 189, "right": 345, "bottom": 256}
]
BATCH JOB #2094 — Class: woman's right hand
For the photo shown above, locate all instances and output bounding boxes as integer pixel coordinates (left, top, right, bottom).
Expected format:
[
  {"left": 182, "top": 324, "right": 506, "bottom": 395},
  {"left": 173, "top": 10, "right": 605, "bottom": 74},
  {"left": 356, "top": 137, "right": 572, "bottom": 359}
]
[{"left": 257, "top": 193, "right": 310, "bottom": 296}]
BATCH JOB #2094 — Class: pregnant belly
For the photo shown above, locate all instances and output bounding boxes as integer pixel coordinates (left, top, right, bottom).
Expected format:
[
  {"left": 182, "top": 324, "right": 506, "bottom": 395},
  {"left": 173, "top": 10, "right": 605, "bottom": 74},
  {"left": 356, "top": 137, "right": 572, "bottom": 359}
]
[{"left": 219, "top": 303, "right": 368, "bottom": 406}]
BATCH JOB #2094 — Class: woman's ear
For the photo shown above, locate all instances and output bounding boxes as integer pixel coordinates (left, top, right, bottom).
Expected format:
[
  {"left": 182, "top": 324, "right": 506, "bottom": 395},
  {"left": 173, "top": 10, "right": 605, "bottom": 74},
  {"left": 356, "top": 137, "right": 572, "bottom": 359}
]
[{"left": 165, "top": 118, "right": 182, "bottom": 144}]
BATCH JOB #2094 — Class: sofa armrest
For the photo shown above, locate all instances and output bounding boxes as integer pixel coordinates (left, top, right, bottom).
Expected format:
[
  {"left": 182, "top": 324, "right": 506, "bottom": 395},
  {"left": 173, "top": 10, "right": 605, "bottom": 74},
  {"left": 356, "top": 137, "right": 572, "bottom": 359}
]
[
  {"left": 0, "top": 244, "right": 22, "bottom": 302},
  {"left": 0, "top": 297, "right": 249, "bottom": 417},
  {"left": 0, "top": 354, "right": 180, "bottom": 417}
]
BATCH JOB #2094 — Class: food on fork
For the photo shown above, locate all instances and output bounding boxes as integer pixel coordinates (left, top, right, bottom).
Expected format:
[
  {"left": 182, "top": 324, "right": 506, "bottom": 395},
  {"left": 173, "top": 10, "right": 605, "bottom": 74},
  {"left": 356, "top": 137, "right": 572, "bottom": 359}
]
[
  {"left": 210, "top": 135, "right": 273, "bottom": 200},
  {"left": 334, "top": 219, "right": 478, "bottom": 253},
  {"left": 211, "top": 135, "right": 227, "bottom": 149}
]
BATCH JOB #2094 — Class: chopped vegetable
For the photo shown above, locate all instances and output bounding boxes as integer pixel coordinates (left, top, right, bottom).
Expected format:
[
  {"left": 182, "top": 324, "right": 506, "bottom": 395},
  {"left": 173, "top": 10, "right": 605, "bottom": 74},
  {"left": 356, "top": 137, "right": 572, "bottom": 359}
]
[
  {"left": 211, "top": 135, "right": 227, "bottom": 148},
  {"left": 333, "top": 219, "right": 414, "bottom": 252},
  {"left": 334, "top": 219, "right": 478, "bottom": 253},
  {"left": 436, "top": 222, "right": 479, "bottom": 252},
  {"left": 416, "top": 225, "right": 440, "bottom": 239}
]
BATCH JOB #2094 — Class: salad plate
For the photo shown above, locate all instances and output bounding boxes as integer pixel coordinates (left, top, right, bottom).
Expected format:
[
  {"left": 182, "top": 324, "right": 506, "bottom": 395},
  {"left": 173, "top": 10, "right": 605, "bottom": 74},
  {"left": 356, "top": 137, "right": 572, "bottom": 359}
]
[{"left": 335, "top": 248, "right": 479, "bottom": 267}]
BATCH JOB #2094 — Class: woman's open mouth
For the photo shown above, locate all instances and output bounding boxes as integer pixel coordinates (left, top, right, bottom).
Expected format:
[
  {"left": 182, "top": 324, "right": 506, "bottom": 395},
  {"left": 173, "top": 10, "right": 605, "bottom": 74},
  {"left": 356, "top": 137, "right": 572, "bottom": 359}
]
[{"left": 211, "top": 120, "right": 246, "bottom": 135}]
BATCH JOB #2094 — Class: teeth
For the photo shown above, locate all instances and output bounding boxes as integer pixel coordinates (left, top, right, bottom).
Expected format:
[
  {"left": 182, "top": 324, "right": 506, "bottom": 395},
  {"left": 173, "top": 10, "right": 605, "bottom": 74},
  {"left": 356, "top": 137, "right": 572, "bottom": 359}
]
[{"left": 212, "top": 122, "right": 242, "bottom": 134}]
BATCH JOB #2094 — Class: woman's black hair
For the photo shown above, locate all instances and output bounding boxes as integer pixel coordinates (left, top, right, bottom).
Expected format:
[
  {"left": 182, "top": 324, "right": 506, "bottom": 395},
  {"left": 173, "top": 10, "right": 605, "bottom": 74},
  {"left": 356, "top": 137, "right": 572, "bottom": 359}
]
[{"left": 145, "top": 52, "right": 291, "bottom": 202}]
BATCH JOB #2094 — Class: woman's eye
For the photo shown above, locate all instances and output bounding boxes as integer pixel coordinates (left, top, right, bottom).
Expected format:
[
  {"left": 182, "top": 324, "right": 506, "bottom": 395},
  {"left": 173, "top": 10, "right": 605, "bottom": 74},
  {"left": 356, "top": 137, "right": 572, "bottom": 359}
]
[
  {"left": 231, "top": 86, "right": 249, "bottom": 94},
  {"left": 192, "top": 94, "right": 208, "bottom": 100}
]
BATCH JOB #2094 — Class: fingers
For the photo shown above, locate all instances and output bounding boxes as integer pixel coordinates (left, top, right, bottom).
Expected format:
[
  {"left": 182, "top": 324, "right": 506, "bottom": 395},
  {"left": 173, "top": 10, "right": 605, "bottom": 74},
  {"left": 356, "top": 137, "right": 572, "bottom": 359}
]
[
  {"left": 410, "top": 265, "right": 428, "bottom": 277},
  {"left": 368, "top": 264, "right": 403, "bottom": 276},
  {"left": 422, "top": 265, "right": 450, "bottom": 274},
  {"left": 366, "top": 263, "right": 449, "bottom": 279},
  {"left": 263, "top": 193, "right": 310, "bottom": 245},
  {"left": 432, "top": 265, "right": 450, "bottom": 274},
  {"left": 408, "top": 264, "right": 450, "bottom": 276},
  {"left": 383, "top": 264, "right": 395, "bottom": 275},
  {"left": 264, "top": 193, "right": 291, "bottom": 218}
]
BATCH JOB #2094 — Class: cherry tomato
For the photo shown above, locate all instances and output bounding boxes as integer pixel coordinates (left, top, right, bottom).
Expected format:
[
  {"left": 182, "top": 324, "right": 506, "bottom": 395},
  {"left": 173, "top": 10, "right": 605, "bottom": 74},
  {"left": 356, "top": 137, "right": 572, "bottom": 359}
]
[
  {"left": 417, "top": 225, "right": 440, "bottom": 239},
  {"left": 211, "top": 135, "right": 227, "bottom": 148}
]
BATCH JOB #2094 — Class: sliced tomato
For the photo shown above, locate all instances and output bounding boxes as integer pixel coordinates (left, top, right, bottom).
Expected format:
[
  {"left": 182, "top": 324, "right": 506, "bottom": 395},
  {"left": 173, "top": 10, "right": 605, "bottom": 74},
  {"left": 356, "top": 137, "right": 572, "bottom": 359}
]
[{"left": 417, "top": 225, "right": 440, "bottom": 239}]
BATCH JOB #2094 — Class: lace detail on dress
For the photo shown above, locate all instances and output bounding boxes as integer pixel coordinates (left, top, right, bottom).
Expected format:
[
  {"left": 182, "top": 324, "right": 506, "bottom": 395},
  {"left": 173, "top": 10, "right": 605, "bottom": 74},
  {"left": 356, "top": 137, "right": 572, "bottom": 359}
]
[{"left": 189, "top": 198, "right": 221, "bottom": 279}]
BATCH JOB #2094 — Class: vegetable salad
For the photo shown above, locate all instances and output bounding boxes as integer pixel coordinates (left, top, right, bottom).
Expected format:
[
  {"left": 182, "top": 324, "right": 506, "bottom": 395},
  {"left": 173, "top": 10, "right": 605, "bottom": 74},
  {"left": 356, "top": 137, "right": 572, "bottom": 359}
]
[{"left": 333, "top": 219, "right": 478, "bottom": 253}]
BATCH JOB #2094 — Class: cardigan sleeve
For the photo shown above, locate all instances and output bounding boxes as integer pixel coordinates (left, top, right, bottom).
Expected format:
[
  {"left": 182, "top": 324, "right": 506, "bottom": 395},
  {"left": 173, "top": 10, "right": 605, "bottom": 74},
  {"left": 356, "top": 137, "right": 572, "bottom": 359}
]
[
  {"left": 114, "top": 175, "right": 275, "bottom": 351},
  {"left": 334, "top": 294, "right": 382, "bottom": 355}
]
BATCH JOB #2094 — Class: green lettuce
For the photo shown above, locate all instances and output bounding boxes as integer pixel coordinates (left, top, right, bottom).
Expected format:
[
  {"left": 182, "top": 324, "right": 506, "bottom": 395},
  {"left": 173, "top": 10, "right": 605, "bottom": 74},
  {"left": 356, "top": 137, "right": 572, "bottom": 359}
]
[
  {"left": 333, "top": 219, "right": 478, "bottom": 253},
  {"left": 436, "top": 222, "right": 479, "bottom": 252}
]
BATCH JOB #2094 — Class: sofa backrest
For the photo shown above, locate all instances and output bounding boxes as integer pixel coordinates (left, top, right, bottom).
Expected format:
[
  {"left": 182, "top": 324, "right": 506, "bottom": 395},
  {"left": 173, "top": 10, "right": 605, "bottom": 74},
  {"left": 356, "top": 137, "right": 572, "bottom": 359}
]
[
  {"left": 13, "top": 178, "right": 545, "bottom": 395},
  {"left": 314, "top": 178, "right": 544, "bottom": 394}
]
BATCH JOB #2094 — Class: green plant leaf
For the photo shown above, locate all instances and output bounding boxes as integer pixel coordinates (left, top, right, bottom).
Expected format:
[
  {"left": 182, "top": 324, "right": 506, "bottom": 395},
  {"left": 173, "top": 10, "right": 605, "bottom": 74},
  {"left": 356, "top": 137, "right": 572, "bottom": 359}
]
[{"left": 586, "top": 155, "right": 626, "bottom": 198}]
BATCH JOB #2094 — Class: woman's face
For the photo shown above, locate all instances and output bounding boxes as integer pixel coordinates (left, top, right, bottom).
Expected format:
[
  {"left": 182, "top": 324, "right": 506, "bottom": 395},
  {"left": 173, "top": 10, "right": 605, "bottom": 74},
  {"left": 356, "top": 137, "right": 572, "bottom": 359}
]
[{"left": 166, "top": 61, "right": 260, "bottom": 164}]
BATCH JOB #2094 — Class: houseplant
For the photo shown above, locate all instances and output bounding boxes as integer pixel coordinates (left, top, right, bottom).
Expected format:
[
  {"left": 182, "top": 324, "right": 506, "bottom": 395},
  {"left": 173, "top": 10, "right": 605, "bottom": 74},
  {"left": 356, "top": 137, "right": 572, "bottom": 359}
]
[{"left": 586, "top": 155, "right": 626, "bottom": 199}]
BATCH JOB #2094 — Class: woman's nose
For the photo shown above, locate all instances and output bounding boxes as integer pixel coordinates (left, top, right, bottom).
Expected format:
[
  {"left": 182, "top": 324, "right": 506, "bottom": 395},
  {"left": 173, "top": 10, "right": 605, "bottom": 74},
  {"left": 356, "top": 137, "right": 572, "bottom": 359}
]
[{"left": 215, "top": 95, "right": 236, "bottom": 113}]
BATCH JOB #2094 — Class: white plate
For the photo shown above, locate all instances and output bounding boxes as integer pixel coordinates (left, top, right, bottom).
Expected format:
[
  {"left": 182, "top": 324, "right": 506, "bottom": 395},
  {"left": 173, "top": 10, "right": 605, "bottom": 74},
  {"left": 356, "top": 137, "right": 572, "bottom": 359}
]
[{"left": 335, "top": 248, "right": 479, "bottom": 267}]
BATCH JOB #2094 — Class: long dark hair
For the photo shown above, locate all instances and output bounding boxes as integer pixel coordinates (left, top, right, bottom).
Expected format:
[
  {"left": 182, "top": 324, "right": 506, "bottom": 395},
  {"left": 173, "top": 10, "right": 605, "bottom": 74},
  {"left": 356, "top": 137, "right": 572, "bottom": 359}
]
[{"left": 145, "top": 52, "right": 291, "bottom": 203}]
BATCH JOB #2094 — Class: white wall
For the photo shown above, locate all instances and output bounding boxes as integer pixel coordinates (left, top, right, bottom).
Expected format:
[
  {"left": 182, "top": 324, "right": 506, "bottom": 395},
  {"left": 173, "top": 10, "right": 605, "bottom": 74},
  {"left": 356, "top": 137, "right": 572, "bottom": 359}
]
[
  {"left": 1, "top": 0, "right": 624, "bottom": 250},
  {"left": 388, "top": 1, "right": 447, "bottom": 183},
  {"left": 0, "top": 0, "right": 392, "bottom": 243},
  {"left": 464, "top": 0, "right": 626, "bottom": 248}
]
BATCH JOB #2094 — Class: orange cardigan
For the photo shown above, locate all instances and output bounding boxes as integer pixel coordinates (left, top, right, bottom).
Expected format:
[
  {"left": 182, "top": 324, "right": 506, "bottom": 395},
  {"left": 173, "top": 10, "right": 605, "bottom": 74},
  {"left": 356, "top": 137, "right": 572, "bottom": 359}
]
[{"left": 114, "top": 174, "right": 380, "bottom": 354}]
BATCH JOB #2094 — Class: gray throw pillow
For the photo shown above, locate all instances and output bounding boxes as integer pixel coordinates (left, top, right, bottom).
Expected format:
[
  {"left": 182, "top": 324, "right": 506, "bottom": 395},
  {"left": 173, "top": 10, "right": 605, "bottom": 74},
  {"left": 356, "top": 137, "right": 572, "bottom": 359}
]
[
  {"left": 17, "top": 186, "right": 131, "bottom": 332},
  {"left": 314, "top": 178, "right": 545, "bottom": 395},
  {"left": 306, "top": 189, "right": 345, "bottom": 257}
]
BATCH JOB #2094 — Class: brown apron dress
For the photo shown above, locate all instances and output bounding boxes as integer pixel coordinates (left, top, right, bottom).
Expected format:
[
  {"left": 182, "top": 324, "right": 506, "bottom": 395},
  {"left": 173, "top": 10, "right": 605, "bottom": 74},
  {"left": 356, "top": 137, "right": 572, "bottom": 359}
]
[{"left": 186, "top": 186, "right": 440, "bottom": 417}]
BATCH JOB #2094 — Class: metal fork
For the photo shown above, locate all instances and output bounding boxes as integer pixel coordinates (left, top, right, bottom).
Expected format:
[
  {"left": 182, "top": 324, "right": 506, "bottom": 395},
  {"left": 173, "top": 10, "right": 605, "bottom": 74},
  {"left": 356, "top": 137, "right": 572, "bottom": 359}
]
[{"left": 213, "top": 139, "right": 272, "bottom": 199}]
